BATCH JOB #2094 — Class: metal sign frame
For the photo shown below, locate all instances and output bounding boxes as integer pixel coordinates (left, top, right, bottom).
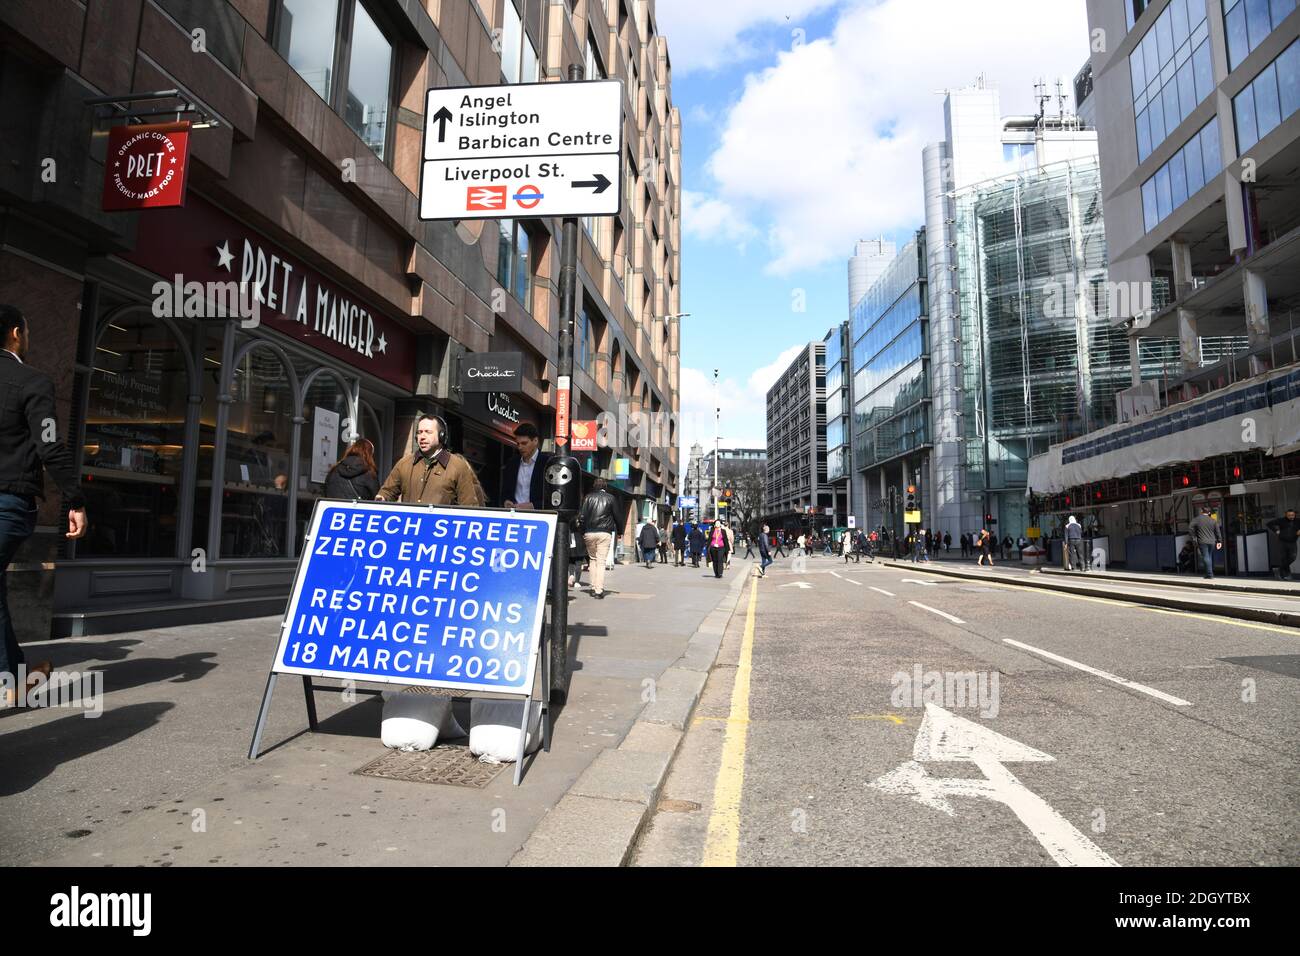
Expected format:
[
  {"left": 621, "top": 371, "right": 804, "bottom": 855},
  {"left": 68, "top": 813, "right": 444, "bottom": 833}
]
[{"left": 248, "top": 499, "right": 558, "bottom": 785}]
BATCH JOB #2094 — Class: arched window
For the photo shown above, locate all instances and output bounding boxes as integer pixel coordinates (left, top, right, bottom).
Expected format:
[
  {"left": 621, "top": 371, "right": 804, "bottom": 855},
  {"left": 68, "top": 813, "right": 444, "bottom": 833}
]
[
  {"left": 222, "top": 343, "right": 295, "bottom": 557},
  {"left": 81, "top": 310, "right": 193, "bottom": 557}
]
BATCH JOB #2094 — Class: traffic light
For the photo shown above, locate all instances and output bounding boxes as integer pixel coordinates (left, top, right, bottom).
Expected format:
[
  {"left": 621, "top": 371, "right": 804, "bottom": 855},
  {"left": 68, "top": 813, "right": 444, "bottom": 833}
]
[{"left": 905, "top": 484, "right": 917, "bottom": 511}]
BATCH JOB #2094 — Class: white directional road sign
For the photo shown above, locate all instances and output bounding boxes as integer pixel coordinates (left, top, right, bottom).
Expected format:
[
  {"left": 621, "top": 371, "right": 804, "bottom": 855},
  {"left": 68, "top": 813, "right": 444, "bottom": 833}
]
[{"left": 419, "top": 80, "right": 623, "bottom": 221}]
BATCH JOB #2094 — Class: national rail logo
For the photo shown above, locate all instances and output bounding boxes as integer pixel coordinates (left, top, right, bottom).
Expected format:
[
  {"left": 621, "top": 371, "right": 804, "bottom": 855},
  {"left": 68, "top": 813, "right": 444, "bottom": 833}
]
[{"left": 466, "top": 185, "right": 506, "bottom": 211}]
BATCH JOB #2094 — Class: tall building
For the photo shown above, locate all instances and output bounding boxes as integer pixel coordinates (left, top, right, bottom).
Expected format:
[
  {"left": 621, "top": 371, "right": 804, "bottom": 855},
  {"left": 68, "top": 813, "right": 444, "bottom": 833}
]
[
  {"left": 848, "top": 238, "right": 897, "bottom": 314},
  {"left": 824, "top": 322, "right": 853, "bottom": 526},
  {"left": 765, "top": 342, "right": 829, "bottom": 529},
  {"left": 0, "top": 0, "right": 681, "bottom": 636},
  {"left": 1023, "top": 1, "right": 1300, "bottom": 575},
  {"left": 849, "top": 234, "right": 929, "bottom": 540},
  {"left": 683, "top": 443, "right": 766, "bottom": 516},
  {"left": 921, "top": 79, "right": 1108, "bottom": 540}
]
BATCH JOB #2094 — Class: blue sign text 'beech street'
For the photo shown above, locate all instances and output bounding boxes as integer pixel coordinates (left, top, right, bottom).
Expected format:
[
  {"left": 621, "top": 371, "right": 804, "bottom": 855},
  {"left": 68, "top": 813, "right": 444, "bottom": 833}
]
[{"left": 272, "top": 502, "right": 556, "bottom": 695}]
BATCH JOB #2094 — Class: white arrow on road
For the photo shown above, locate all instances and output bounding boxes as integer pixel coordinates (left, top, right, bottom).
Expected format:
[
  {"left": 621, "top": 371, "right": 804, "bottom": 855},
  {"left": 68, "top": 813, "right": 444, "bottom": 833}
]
[
  {"left": 869, "top": 703, "right": 1118, "bottom": 867},
  {"left": 778, "top": 582, "right": 813, "bottom": 589}
]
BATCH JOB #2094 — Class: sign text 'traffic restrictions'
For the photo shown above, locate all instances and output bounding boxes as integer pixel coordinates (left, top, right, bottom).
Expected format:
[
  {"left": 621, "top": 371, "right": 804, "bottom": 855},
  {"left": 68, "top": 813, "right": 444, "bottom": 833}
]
[
  {"left": 272, "top": 501, "right": 557, "bottom": 695},
  {"left": 419, "top": 80, "right": 623, "bottom": 220}
]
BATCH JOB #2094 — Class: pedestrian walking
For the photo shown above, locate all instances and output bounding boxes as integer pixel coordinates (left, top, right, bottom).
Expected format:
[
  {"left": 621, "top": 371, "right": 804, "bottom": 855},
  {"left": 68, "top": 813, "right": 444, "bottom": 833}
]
[
  {"left": 1266, "top": 508, "right": 1299, "bottom": 580},
  {"left": 1064, "top": 516, "right": 1085, "bottom": 572},
  {"left": 577, "top": 477, "right": 619, "bottom": 598},
  {"left": 773, "top": 533, "right": 786, "bottom": 558},
  {"left": 638, "top": 521, "right": 660, "bottom": 568},
  {"left": 689, "top": 524, "right": 706, "bottom": 567},
  {"left": 724, "top": 521, "right": 735, "bottom": 569},
  {"left": 376, "top": 414, "right": 483, "bottom": 506},
  {"left": 1001, "top": 534, "right": 1014, "bottom": 562},
  {"left": 943, "top": 531, "right": 951, "bottom": 553},
  {"left": 708, "top": 520, "right": 731, "bottom": 578},
  {"left": 1190, "top": 506, "right": 1223, "bottom": 579},
  {"left": 758, "top": 524, "right": 773, "bottom": 577},
  {"left": 325, "top": 437, "right": 380, "bottom": 500},
  {"left": 672, "top": 520, "right": 687, "bottom": 566},
  {"left": 500, "top": 422, "right": 550, "bottom": 510},
  {"left": 976, "top": 528, "right": 995, "bottom": 567},
  {"left": 658, "top": 524, "right": 669, "bottom": 564},
  {"left": 743, "top": 533, "right": 756, "bottom": 559},
  {"left": 1, "top": 306, "right": 88, "bottom": 708}
]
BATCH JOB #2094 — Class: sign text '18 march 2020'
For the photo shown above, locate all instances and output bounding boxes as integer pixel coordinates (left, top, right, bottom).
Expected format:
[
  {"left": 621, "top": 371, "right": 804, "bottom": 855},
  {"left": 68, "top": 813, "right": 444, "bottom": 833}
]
[{"left": 273, "top": 503, "right": 556, "bottom": 695}]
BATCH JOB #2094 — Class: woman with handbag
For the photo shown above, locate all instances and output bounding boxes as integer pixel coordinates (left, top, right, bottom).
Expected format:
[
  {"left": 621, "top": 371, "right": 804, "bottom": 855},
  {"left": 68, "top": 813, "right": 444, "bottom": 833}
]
[{"left": 325, "top": 438, "right": 381, "bottom": 500}]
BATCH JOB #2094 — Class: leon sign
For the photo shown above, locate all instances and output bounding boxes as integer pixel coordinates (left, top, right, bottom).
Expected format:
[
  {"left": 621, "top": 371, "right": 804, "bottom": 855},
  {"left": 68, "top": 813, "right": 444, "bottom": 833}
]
[{"left": 102, "top": 122, "right": 191, "bottom": 211}]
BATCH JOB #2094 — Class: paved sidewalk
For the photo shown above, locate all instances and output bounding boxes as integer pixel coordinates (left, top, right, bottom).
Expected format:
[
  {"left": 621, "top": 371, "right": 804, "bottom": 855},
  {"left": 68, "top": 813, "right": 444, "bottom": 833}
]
[
  {"left": 876, "top": 558, "right": 1300, "bottom": 627},
  {"left": 0, "top": 558, "right": 751, "bottom": 867}
]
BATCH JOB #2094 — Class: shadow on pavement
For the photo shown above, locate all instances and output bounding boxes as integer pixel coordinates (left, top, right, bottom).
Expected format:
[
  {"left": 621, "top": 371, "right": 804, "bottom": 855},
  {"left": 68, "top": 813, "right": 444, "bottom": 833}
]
[{"left": 0, "top": 702, "right": 174, "bottom": 796}]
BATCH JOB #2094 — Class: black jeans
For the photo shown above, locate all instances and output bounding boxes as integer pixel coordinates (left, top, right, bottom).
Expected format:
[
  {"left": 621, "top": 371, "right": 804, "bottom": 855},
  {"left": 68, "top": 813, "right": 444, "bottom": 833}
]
[
  {"left": 1279, "top": 542, "right": 1297, "bottom": 578},
  {"left": 0, "top": 493, "right": 39, "bottom": 679},
  {"left": 711, "top": 549, "right": 725, "bottom": 578}
]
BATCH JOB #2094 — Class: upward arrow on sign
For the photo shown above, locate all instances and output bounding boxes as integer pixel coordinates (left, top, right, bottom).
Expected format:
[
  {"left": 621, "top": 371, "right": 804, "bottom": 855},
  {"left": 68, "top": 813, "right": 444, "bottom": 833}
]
[{"left": 432, "top": 106, "right": 453, "bottom": 143}]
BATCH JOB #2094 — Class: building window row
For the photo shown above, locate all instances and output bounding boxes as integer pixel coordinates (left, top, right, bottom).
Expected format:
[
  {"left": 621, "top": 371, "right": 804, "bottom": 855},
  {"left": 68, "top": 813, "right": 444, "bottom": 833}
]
[
  {"left": 274, "top": 0, "right": 394, "bottom": 161},
  {"left": 1130, "top": 0, "right": 1211, "bottom": 163},
  {"left": 852, "top": 286, "right": 923, "bottom": 373},
  {"left": 1140, "top": 118, "right": 1222, "bottom": 232},
  {"left": 496, "top": 219, "right": 534, "bottom": 310},
  {"left": 1224, "top": 0, "right": 1297, "bottom": 73},
  {"left": 1233, "top": 36, "right": 1300, "bottom": 153}
]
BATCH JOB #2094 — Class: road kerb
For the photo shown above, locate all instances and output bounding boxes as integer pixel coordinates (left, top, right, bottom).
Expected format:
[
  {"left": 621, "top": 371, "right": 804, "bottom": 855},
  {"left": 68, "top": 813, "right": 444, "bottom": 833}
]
[{"left": 509, "top": 563, "right": 754, "bottom": 867}]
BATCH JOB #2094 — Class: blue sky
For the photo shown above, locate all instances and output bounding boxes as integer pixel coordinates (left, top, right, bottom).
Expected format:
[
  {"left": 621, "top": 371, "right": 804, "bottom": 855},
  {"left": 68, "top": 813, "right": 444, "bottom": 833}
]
[{"left": 655, "top": 0, "right": 1091, "bottom": 467}]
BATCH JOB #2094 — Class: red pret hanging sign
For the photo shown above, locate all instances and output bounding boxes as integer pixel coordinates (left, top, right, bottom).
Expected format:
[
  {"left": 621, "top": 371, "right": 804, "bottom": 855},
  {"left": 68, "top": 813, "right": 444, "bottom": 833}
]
[{"left": 102, "top": 122, "right": 192, "bottom": 211}]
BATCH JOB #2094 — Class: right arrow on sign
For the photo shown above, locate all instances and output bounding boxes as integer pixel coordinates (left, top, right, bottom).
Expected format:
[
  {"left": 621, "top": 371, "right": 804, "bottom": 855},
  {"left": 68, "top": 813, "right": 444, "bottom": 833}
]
[
  {"left": 572, "top": 173, "right": 612, "bottom": 193},
  {"left": 869, "top": 703, "right": 1118, "bottom": 867}
]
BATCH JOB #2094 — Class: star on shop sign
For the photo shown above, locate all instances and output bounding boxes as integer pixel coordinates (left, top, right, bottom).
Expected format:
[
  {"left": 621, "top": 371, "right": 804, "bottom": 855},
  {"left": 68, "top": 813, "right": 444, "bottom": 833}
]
[
  {"left": 215, "top": 241, "right": 234, "bottom": 271},
  {"left": 377, "top": 332, "right": 387, "bottom": 355}
]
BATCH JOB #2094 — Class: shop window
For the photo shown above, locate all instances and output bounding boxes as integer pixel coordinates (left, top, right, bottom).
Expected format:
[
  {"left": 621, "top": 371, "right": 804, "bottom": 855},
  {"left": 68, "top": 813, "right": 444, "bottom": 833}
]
[
  {"left": 296, "top": 370, "right": 353, "bottom": 544},
  {"left": 496, "top": 219, "right": 533, "bottom": 311},
  {"left": 222, "top": 344, "right": 295, "bottom": 558},
  {"left": 80, "top": 310, "right": 191, "bottom": 558},
  {"left": 274, "top": 0, "right": 394, "bottom": 162}
]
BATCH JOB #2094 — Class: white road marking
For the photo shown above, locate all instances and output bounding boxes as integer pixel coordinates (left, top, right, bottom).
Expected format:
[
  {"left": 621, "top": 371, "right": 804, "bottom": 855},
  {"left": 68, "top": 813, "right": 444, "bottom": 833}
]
[
  {"left": 870, "top": 704, "right": 1119, "bottom": 867},
  {"left": 900, "top": 578, "right": 938, "bottom": 586},
  {"left": 778, "top": 582, "right": 813, "bottom": 589},
  {"left": 869, "top": 586, "right": 896, "bottom": 597},
  {"left": 1002, "top": 638, "right": 1192, "bottom": 707},
  {"left": 829, "top": 570, "right": 843, "bottom": 579},
  {"left": 907, "top": 601, "right": 965, "bottom": 624}
]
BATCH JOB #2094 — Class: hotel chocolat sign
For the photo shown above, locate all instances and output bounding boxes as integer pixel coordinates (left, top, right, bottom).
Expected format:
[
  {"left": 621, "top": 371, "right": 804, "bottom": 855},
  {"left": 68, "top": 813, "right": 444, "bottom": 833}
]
[
  {"left": 102, "top": 122, "right": 192, "bottom": 211},
  {"left": 124, "top": 195, "right": 415, "bottom": 390},
  {"left": 460, "top": 351, "right": 523, "bottom": 392}
]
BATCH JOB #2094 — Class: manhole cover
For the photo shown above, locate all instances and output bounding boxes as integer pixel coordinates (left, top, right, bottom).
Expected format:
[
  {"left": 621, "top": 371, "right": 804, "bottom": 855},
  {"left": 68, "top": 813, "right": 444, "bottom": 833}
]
[
  {"left": 354, "top": 746, "right": 505, "bottom": 789},
  {"left": 657, "top": 798, "right": 701, "bottom": 813}
]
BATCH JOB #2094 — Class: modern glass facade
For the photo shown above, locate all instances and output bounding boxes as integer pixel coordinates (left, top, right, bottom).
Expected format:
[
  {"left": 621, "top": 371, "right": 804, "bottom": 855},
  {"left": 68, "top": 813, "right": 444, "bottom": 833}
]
[
  {"left": 953, "top": 159, "right": 1130, "bottom": 528},
  {"left": 1130, "top": 0, "right": 1213, "bottom": 163},
  {"left": 1233, "top": 36, "right": 1300, "bottom": 153},
  {"left": 1224, "top": 0, "right": 1297, "bottom": 72},
  {"left": 825, "top": 324, "right": 851, "bottom": 483},
  {"left": 850, "top": 235, "right": 929, "bottom": 470},
  {"left": 1140, "top": 118, "right": 1222, "bottom": 231}
]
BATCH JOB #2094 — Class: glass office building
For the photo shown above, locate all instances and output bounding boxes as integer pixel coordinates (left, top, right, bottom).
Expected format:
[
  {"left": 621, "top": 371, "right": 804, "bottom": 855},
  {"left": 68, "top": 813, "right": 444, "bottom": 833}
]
[
  {"left": 850, "top": 232, "right": 929, "bottom": 534},
  {"left": 952, "top": 158, "right": 1131, "bottom": 534}
]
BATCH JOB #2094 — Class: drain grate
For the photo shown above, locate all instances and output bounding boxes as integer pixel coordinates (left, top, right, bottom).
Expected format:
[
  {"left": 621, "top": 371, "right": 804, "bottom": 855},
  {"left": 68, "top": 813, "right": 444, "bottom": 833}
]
[{"left": 354, "top": 745, "right": 505, "bottom": 789}]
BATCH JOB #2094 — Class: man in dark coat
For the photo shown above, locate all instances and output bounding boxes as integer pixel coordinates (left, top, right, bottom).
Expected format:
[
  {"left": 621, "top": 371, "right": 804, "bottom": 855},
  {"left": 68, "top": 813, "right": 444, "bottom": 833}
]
[
  {"left": 1267, "top": 508, "right": 1299, "bottom": 580},
  {"left": 688, "top": 524, "right": 706, "bottom": 568},
  {"left": 1, "top": 306, "right": 88, "bottom": 708},
  {"left": 500, "top": 422, "right": 550, "bottom": 510},
  {"left": 671, "top": 521, "right": 687, "bottom": 565}
]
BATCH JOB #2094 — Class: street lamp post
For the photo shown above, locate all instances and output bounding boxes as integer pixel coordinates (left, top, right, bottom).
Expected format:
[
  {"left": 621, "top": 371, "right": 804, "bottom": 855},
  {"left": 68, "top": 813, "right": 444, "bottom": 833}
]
[{"left": 713, "top": 368, "right": 720, "bottom": 521}]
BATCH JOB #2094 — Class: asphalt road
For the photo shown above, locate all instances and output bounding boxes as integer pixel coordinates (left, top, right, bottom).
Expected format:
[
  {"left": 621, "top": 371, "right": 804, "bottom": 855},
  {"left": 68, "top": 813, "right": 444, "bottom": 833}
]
[{"left": 632, "top": 554, "right": 1300, "bottom": 867}]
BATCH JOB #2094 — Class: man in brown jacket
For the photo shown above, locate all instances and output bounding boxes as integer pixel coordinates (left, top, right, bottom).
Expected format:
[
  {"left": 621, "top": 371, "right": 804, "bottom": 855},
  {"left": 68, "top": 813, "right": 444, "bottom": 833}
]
[{"left": 376, "top": 414, "right": 484, "bottom": 506}]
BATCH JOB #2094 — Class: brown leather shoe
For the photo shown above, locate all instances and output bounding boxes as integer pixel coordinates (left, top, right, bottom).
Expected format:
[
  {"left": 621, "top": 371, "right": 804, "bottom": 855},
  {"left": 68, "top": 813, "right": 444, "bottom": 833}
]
[{"left": 24, "top": 660, "right": 51, "bottom": 692}]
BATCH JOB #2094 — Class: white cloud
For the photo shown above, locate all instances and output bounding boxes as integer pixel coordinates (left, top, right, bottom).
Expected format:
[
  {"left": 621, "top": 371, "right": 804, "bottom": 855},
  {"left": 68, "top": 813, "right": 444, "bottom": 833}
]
[
  {"left": 655, "top": 0, "right": 841, "bottom": 75},
  {"left": 692, "top": 0, "right": 1091, "bottom": 275},
  {"left": 676, "top": 342, "right": 806, "bottom": 488},
  {"left": 681, "top": 189, "right": 758, "bottom": 246}
]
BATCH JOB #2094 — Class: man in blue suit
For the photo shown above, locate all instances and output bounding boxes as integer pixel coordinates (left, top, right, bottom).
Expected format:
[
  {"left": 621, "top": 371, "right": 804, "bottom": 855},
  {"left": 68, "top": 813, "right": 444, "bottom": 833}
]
[{"left": 501, "top": 422, "right": 551, "bottom": 510}]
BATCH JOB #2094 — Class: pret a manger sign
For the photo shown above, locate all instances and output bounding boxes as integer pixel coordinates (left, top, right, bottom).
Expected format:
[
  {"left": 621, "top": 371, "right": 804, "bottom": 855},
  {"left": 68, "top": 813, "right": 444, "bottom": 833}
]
[
  {"left": 102, "top": 122, "right": 191, "bottom": 210},
  {"left": 419, "top": 80, "right": 623, "bottom": 220}
]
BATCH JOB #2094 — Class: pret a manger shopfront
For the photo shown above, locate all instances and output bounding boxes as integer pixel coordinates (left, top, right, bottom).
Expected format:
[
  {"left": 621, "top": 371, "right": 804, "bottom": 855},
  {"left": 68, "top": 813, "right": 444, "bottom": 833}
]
[{"left": 56, "top": 193, "right": 419, "bottom": 635}]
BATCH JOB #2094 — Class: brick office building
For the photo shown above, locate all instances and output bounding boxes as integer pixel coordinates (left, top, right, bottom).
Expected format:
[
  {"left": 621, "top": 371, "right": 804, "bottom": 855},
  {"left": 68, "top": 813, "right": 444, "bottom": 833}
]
[{"left": 0, "top": 0, "right": 680, "bottom": 636}]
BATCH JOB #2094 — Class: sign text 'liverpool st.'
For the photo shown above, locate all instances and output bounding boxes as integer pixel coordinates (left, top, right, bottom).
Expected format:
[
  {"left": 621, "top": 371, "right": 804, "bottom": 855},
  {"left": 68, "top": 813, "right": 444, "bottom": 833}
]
[{"left": 419, "top": 80, "right": 622, "bottom": 220}]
